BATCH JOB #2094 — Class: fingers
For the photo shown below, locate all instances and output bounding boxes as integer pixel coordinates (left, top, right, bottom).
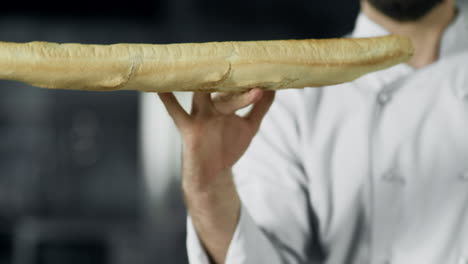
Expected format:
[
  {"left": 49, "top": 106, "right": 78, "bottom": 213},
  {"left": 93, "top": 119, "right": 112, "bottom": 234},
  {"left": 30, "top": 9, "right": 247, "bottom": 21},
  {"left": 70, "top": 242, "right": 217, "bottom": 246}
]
[
  {"left": 157, "top": 92, "right": 190, "bottom": 128},
  {"left": 191, "top": 92, "right": 213, "bottom": 115},
  {"left": 247, "top": 90, "right": 275, "bottom": 129},
  {"left": 213, "top": 88, "right": 264, "bottom": 115}
]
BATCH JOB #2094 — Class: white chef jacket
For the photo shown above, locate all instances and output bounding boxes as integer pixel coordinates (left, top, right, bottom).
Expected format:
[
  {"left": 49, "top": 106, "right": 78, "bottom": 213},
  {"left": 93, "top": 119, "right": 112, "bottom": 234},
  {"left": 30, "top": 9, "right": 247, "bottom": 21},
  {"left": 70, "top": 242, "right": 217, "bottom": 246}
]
[{"left": 186, "top": 10, "right": 468, "bottom": 264}]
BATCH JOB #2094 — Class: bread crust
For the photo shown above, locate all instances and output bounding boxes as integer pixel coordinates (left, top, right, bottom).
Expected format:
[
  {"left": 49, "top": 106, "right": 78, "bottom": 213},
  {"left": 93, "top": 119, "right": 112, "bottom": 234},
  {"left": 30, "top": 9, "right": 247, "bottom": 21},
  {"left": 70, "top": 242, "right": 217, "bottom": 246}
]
[{"left": 0, "top": 36, "right": 413, "bottom": 92}]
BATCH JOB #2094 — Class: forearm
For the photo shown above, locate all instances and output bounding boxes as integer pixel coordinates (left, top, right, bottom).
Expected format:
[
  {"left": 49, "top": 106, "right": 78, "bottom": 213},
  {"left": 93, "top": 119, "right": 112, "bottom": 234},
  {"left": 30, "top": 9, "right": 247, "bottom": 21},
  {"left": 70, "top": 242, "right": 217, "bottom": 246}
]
[
  {"left": 157, "top": 89, "right": 274, "bottom": 263},
  {"left": 183, "top": 169, "right": 240, "bottom": 264}
]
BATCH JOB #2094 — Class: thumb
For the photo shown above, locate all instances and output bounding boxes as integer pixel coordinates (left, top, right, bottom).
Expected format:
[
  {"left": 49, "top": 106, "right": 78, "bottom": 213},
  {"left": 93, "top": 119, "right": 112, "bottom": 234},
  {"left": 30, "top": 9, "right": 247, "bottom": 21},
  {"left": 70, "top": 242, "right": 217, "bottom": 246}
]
[{"left": 213, "top": 88, "right": 264, "bottom": 115}]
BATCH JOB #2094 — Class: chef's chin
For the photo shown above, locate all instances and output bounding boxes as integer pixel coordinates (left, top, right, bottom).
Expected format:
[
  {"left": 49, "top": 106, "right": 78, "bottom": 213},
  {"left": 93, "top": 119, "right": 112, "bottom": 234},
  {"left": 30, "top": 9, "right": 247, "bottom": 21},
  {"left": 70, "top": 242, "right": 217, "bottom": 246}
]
[{"left": 367, "top": 0, "right": 445, "bottom": 22}]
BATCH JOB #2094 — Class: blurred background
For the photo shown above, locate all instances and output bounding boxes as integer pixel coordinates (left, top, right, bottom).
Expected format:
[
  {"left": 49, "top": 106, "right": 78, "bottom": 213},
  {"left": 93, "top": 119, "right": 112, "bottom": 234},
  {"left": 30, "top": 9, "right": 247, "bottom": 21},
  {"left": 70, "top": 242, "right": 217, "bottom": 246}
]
[{"left": 0, "top": 0, "right": 466, "bottom": 263}]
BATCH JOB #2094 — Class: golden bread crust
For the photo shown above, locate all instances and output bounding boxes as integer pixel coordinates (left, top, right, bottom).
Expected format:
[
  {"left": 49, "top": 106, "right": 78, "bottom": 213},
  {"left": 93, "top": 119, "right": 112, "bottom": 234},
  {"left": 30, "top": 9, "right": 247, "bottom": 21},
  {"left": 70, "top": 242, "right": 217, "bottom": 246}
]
[{"left": 0, "top": 36, "right": 413, "bottom": 92}]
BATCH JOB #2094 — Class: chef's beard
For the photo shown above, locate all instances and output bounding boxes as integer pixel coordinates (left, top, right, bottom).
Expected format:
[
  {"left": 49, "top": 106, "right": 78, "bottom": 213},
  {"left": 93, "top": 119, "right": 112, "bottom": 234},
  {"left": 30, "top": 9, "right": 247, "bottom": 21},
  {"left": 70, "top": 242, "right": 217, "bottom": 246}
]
[{"left": 367, "top": 0, "right": 444, "bottom": 21}]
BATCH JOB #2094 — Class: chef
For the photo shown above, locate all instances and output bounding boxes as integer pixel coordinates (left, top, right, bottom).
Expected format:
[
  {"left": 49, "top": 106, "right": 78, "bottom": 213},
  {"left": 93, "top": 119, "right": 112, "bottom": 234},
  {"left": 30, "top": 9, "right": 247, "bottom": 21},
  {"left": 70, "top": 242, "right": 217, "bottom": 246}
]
[{"left": 158, "top": 0, "right": 468, "bottom": 263}]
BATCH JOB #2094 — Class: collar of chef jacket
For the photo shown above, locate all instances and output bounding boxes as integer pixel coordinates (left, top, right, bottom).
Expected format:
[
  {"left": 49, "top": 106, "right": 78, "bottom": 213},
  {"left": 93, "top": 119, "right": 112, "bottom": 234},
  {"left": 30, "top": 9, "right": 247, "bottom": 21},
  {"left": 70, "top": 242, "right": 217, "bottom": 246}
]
[{"left": 350, "top": 8, "right": 468, "bottom": 94}]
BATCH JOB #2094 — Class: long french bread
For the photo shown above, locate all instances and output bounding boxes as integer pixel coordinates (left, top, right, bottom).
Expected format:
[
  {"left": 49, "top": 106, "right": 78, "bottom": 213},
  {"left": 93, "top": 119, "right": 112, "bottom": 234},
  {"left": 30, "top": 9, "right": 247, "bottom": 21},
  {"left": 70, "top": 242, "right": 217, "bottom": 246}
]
[{"left": 0, "top": 36, "right": 413, "bottom": 92}]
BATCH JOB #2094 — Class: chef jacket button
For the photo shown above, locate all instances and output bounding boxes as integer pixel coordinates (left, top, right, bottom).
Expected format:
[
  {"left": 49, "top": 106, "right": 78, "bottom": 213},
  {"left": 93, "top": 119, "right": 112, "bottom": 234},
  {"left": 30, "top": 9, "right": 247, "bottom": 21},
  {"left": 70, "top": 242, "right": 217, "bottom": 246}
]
[
  {"left": 377, "top": 91, "right": 392, "bottom": 105},
  {"left": 382, "top": 170, "right": 405, "bottom": 184},
  {"left": 382, "top": 258, "right": 392, "bottom": 264},
  {"left": 459, "top": 170, "right": 468, "bottom": 181},
  {"left": 382, "top": 171, "right": 395, "bottom": 181}
]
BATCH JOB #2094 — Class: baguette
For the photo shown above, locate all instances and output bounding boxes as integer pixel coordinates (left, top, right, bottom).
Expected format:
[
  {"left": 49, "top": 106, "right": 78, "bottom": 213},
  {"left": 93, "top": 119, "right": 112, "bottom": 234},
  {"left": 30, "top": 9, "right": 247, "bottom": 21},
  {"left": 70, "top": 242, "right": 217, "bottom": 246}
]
[{"left": 0, "top": 36, "right": 413, "bottom": 92}]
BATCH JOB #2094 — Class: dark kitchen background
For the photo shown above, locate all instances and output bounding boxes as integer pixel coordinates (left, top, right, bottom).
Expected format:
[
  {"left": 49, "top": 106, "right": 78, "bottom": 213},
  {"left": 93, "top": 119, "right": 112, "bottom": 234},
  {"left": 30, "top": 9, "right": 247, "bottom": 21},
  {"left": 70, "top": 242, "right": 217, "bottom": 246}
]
[{"left": 0, "top": 0, "right": 463, "bottom": 263}]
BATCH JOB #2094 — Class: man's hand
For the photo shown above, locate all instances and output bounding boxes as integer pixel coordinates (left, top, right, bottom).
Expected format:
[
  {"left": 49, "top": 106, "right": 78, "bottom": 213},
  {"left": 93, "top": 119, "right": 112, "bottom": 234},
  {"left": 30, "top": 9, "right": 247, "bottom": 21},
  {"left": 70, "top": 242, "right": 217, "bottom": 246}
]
[
  {"left": 158, "top": 88, "right": 275, "bottom": 192},
  {"left": 158, "top": 88, "right": 275, "bottom": 263}
]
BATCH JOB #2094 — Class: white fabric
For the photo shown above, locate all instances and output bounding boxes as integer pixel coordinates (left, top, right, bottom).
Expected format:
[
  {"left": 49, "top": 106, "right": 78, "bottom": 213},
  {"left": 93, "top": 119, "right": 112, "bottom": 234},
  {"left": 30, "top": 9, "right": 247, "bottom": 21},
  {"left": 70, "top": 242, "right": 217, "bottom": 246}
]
[{"left": 186, "top": 11, "right": 468, "bottom": 264}]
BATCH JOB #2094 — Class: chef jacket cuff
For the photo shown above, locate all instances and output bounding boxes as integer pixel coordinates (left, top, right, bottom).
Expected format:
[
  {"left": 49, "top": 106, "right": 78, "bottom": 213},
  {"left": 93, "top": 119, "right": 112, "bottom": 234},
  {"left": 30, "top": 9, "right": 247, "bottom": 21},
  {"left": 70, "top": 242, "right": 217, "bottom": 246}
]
[{"left": 186, "top": 203, "right": 251, "bottom": 264}]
